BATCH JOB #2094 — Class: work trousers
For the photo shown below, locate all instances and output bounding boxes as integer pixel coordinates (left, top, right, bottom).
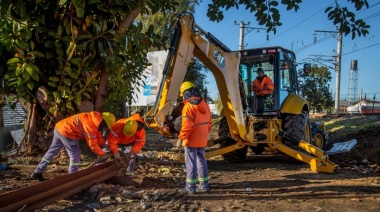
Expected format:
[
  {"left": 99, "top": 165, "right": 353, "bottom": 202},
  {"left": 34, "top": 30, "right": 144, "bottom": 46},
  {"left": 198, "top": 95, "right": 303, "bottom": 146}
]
[
  {"left": 184, "top": 147, "right": 209, "bottom": 192},
  {"left": 34, "top": 128, "right": 81, "bottom": 174}
]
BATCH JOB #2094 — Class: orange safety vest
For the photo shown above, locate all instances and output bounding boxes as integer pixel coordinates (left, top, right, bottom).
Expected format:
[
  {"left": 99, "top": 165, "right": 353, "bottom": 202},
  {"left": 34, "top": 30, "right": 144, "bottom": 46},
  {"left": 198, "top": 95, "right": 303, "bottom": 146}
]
[
  {"left": 55, "top": 111, "right": 105, "bottom": 156},
  {"left": 107, "top": 113, "right": 146, "bottom": 154},
  {"left": 251, "top": 75, "right": 274, "bottom": 96},
  {"left": 179, "top": 98, "right": 212, "bottom": 148}
]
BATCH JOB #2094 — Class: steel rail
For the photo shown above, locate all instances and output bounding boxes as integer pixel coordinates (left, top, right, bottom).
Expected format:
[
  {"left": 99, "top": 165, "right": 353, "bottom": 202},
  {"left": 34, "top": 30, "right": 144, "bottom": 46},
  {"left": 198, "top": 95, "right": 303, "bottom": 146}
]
[{"left": 0, "top": 161, "right": 121, "bottom": 212}]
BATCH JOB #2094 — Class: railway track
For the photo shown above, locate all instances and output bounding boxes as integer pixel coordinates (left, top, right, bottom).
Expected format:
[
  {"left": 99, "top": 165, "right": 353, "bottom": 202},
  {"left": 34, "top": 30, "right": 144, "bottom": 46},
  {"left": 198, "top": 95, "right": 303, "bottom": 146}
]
[{"left": 0, "top": 161, "right": 121, "bottom": 212}]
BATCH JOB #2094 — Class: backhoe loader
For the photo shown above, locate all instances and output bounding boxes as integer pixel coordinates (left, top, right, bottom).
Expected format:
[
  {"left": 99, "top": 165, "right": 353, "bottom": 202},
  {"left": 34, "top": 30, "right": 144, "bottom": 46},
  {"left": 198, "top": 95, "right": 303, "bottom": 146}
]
[{"left": 144, "top": 12, "right": 341, "bottom": 173}]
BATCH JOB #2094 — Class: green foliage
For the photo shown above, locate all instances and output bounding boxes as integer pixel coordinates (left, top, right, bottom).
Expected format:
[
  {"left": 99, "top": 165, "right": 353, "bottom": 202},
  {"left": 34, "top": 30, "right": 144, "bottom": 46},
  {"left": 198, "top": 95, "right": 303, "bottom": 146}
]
[
  {"left": 298, "top": 65, "right": 334, "bottom": 113},
  {"left": 137, "top": 0, "right": 199, "bottom": 50},
  {"left": 324, "top": 115, "right": 380, "bottom": 142},
  {"left": 213, "top": 95, "right": 223, "bottom": 115},
  {"left": 0, "top": 0, "right": 178, "bottom": 119},
  {"left": 206, "top": 0, "right": 369, "bottom": 38},
  {"left": 325, "top": 0, "right": 370, "bottom": 39}
]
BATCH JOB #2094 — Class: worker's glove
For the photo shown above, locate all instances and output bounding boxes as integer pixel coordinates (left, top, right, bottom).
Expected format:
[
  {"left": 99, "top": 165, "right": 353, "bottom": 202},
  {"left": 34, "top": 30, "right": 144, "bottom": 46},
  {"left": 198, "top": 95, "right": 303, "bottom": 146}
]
[
  {"left": 176, "top": 139, "right": 183, "bottom": 148},
  {"left": 113, "top": 152, "right": 121, "bottom": 162},
  {"left": 98, "top": 153, "right": 110, "bottom": 161}
]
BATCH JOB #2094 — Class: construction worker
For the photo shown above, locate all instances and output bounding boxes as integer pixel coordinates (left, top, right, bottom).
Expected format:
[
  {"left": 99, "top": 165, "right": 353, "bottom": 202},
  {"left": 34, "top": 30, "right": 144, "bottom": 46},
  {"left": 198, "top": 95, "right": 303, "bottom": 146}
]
[
  {"left": 251, "top": 67, "right": 274, "bottom": 113},
  {"left": 107, "top": 111, "right": 146, "bottom": 176},
  {"left": 31, "top": 111, "right": 120, "bottom": 181},
  {"left": 176, "top": 82, "right": 212, "bottom": 194}
]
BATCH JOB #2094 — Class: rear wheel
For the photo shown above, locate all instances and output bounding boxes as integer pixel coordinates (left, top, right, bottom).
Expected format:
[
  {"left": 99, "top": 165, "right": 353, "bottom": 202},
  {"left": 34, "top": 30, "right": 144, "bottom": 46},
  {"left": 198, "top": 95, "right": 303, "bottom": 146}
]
[
  {"left": 218, "top": 117, "right": 248, "bottom": 161},
  {"left": 282, "top": 110, "right": 312, "bottom": 146}
]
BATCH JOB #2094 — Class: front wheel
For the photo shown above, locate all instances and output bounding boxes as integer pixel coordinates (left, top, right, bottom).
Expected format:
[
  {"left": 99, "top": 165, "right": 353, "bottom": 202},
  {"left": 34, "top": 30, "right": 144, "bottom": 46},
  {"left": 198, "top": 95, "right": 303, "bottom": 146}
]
[{"left": 311, "top": 124, "right": 327, "bottom": 150}]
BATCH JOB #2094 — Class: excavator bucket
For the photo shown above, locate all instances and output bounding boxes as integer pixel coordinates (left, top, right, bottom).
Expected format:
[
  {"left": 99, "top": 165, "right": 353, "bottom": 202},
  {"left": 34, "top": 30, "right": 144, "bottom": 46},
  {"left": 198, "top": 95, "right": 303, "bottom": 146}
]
[{"left": 326, "top": 139, "right": 357, "bottom": 155}]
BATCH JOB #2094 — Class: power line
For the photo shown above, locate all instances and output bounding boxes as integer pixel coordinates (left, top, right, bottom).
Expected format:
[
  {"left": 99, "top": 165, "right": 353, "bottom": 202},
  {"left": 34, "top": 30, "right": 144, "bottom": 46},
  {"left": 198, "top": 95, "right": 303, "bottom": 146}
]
[
  {"left": 294, "top": 35, "right": 333, "bottom": 53},
  {"left": 342, "top": 42, "right": 380, "bottom": 56}
]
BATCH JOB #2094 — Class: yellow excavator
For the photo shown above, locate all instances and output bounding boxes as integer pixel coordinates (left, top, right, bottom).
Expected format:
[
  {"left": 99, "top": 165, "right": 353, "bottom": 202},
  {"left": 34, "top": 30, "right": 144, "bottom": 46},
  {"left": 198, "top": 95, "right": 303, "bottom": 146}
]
[{"left": 144, "top": 12, "right": 351, "bottom": 173}]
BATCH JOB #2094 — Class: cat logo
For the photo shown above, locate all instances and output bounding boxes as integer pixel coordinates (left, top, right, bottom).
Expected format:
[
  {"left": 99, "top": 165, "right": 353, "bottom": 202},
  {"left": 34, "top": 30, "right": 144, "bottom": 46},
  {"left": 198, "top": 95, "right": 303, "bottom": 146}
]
[{"left": 213, "top": 49, "right": 226, "bottom": 69}]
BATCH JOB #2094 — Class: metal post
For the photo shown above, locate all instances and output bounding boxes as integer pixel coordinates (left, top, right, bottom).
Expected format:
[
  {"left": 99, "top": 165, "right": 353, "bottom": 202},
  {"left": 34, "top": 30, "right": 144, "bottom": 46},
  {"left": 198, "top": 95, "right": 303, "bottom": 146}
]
[
  {"left": 373, "top": 94, "right": 376, "bottom": 113},
  {"left": 334, "top": 32, "right": 342, "bottom": 115},
  {"left": 239, "top": 21, "right": 245, "bottom": 50},
  {"left": 315, "top": 30, "right": 342, "bottom": 115}
]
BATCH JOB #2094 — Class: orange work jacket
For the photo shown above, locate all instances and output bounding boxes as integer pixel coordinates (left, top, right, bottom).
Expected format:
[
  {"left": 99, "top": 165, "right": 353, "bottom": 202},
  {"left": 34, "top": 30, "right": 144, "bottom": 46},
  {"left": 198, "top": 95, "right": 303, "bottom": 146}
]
[
  {"left": 179, "top": 97, "right": 212, "bottom": 148},
  {"left": 107, "top": 113, "right": 146, "bottom": 154},
  {"left": 251, "top": 75, "right": 274, "bottom": 96},
  {"left": 55, "top": 111, "right": 105, "bottom": 156}
]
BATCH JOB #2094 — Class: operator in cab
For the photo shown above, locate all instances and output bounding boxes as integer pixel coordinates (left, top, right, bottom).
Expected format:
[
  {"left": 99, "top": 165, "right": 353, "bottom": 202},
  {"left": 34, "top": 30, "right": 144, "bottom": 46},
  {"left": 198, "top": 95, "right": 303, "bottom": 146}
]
[{"left": 251, "top": 67, "right": 274, "bottom": 113}]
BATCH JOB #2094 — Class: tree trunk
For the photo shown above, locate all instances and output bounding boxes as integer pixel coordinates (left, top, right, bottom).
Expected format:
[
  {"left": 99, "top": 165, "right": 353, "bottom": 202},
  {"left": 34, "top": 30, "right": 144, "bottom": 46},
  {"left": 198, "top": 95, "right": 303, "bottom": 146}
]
[
  {"left": 26, "top": 103, "right": 38, "bottom": 154},
  {"left": 94, "top": 6, "right": 142, "bottom": 112},
  {"left": 118, "top": 6, "right": 142, "bottom": 33},
  {"left": 95, "top": 67, "right": 108, "bottom": 111}
]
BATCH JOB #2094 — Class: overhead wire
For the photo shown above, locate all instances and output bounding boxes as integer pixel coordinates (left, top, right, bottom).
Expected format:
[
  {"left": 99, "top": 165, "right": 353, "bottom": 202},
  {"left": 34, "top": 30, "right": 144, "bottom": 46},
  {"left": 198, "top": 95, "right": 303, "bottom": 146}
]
[
  {"left": 260, "top": 1, "right": 337, "bottom": 48},
  {"left": 342, "top": 42, "right": 380, "bottom": 56},
  {"left": 225, "top": 10, "right": 252, "bottom": 48}
]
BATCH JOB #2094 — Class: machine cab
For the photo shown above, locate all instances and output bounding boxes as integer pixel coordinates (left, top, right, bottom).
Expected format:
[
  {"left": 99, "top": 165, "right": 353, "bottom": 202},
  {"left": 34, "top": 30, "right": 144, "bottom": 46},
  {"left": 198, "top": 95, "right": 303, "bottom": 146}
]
[{"left": 239, "top": 47, "right": 298, "bottom": 116}]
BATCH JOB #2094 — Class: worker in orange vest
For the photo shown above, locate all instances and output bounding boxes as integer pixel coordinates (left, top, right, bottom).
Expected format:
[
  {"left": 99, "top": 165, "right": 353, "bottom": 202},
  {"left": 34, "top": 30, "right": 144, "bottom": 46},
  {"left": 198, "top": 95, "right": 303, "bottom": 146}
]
[
  {"left": 107, "top": 111, "right": 146, "bottom": 176},
  {"left": 176, "top": 82, "right": 212, "bottom": 194},
  {"left": 31, "top": 111, "right": 119, "bottom": 181},
  {"left": 251, "top": 68, "right": 274, "bottom": 113}
]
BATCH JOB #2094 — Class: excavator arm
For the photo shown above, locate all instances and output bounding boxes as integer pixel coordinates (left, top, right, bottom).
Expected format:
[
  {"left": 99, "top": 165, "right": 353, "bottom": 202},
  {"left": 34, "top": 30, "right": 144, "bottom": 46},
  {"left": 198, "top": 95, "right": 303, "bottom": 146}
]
[
  {"left": 144, "top": 12, "right": 248, "bottom": 144},
  {"left": 144, "top": 12, "right": 338, "bottom": 173}
]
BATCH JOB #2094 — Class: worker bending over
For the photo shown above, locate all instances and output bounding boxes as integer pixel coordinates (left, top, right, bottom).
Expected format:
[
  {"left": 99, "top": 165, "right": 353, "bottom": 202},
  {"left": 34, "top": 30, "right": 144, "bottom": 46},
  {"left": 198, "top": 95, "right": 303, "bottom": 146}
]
[
  {"left": 31, "top": 111, "right": 120, "bottom": 181},
  {"left": 107, "top": 111, "right": 146, "bottom": 176}
]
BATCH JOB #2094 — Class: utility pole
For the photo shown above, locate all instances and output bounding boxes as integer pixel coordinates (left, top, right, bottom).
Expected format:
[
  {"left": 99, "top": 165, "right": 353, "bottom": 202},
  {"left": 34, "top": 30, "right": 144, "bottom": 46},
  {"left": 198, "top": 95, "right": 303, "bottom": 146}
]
[
  {"left": 235, "top": 21, "right": 250, "bottom": 50},
  {"left": 315, "top": 30, "right": 343, "bottom": 115},
  {"left": 235, "top": 21, "right": 268, "bottom": 50}
]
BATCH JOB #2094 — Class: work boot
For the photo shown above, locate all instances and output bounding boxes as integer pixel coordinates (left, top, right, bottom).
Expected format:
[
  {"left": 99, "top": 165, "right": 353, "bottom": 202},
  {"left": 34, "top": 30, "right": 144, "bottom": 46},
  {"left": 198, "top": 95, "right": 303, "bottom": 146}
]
[
  {"left": 196, "top": 188, "right": 210, "bottom": 193},
  {"left": 31, "top": 172, "right": 47, "bottom": 181},
  {"left": 125, "top": 171, "right": 134, "bottom": 177},
  {"left": 177, "top": 188, "right": 195, "bottom": 194}
]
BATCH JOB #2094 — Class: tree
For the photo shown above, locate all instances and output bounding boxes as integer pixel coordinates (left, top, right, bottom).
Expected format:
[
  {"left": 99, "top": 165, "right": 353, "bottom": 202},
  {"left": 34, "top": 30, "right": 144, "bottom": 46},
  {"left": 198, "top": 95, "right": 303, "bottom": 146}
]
[
  {"left": 184, "top": 59, "right": 213, "bottom": 103},
  {"left": 137, "top": 0, "right": 200, "bottom": 50},
  {"left": 206, "top": 0, "right": 370, "bottom": 39},
  {"left": 298, "top": 65, "right": 334, "bottom": 114},
  {"left": 0, "top": 0, "right": 178, "bottom": 153}
]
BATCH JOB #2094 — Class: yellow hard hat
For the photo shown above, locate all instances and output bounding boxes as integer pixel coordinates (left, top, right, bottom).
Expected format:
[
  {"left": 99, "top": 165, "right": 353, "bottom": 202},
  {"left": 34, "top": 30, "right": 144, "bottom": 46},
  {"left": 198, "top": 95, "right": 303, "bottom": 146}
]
[
  {"left": 102, "top": 112, "right": 116, "bottom": 129},
  {"left": 123, "top": 119, "right": 138, "bottom": 136},
  {"left": 179, "top": 81, "right": 195, "bottom": 97}
]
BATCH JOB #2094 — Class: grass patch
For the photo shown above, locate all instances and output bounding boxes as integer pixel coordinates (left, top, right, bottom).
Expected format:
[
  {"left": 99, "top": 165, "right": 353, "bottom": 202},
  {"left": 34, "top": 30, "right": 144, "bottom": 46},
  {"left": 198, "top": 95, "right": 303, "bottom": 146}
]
[{"left": 311, "top": 115, "right": 380, "bottom": 143}]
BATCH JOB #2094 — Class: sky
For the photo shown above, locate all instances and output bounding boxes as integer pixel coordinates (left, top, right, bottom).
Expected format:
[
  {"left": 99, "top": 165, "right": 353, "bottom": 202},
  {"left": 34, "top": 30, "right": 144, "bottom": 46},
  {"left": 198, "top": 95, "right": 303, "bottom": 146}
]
[{"left": 192, "top": 0, "right": 380, "bottom": 101}]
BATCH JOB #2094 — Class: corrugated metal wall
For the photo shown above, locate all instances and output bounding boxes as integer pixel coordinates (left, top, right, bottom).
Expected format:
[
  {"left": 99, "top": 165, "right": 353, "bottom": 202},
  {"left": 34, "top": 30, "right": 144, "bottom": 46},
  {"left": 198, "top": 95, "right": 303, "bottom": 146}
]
[
  {"left": 2, "top": 101, "right": 26, "bottom": 129},
  {"left": 1, "top": 101, "right": 26, "bottom": 144}
]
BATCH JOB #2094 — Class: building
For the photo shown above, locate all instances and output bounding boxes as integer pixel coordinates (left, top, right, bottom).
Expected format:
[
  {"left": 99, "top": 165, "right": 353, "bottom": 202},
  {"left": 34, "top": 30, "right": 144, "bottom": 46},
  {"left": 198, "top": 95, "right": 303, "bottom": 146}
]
[{"left": 347, "top": 100, "right": 380, "bottom": 114}]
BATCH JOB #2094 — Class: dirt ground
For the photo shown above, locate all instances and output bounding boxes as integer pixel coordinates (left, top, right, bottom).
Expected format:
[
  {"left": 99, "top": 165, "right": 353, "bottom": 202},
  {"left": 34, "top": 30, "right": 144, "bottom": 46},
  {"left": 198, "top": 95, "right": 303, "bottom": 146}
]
[{"left": 1, "top": 115, "right": 380, "bottom": 212}]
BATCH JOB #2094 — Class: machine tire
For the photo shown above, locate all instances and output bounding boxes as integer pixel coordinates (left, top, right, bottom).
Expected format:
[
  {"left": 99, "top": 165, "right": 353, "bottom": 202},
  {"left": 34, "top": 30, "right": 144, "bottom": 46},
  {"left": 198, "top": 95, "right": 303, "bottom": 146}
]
[
  {"left": 218, "top": 117, "right": 248, "bottom": 161},
  {"left": 311, "top": 127, "right": 327, "bottom": 150},
  {"left": 282, "top": 110, "right": 312, "bottom": 145}
]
